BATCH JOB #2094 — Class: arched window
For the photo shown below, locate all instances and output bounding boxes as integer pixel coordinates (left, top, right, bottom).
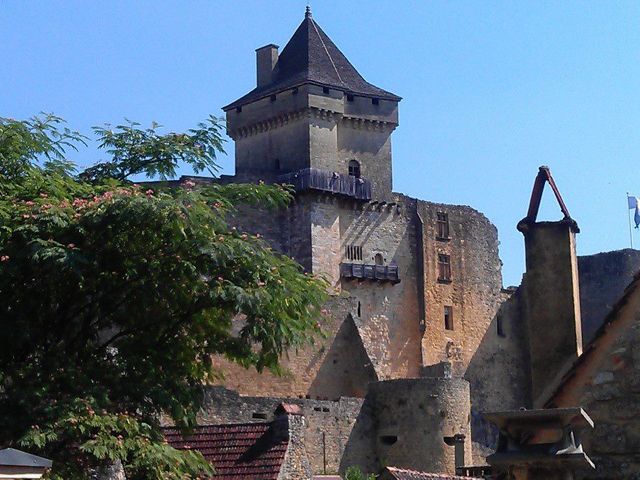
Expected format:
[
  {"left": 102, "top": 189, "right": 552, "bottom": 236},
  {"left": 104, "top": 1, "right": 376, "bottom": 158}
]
[
  {"left": 348, "top": 160, "right": 361, "bottom": 178},
  {"left": 374, "top": 253, "right": 384, "bottom": 266}
]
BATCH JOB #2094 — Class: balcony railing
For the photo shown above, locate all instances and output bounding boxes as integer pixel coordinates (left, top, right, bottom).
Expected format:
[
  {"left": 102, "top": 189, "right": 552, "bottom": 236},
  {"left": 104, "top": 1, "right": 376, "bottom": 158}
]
[
  {"left": 277, "top": 168, "right": 372, "bottom": 200},
  {"left": 340, "top": 263, "right": 400, "bottom": 284}
]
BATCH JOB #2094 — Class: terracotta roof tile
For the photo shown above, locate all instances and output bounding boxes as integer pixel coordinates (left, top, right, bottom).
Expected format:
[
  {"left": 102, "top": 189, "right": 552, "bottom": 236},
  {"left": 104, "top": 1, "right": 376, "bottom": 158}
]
[
  {"left": 164, "top": 422, "right": 288, "bottom": 480},
  {"left": 275, "top": 403, "right": 303, "bottom": 415},
  {"left": 385, "top": 466, "right": 480, "bottom": 480}
]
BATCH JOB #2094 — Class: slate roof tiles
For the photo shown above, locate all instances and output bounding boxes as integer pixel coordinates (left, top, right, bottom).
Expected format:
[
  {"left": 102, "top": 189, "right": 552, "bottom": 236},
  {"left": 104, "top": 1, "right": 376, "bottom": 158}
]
[{"left": 224, "top": 11, "right": 400, "bottom": 110}]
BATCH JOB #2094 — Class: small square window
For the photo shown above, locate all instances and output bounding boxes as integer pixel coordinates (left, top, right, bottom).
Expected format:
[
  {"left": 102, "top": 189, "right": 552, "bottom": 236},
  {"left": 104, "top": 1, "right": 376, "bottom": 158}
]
[
  {"left": 236, "top": 106, "right": 242, "bottom": 113},
  {"left": 347, "top": 94, "right": 354, "bottom": 102},
  {"left": 323, "top": 86, "right": 330, "bottom": 94},
  {"left": 444, "top": 306, "right": 454, "bottom": 330},
  {"left": 372, "top": 98, "right": 379, "bottom": 105},
  {"left": 436, "top": 212, "right": 450, "bottom": 239},
  {"left": 438, "top": 254, "right": 451, "bottom": 282}
]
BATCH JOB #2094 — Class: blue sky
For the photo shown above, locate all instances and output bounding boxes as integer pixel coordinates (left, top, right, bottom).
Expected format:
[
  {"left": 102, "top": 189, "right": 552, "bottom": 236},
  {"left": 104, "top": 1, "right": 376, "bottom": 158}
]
[{"left": 2, "top": 1, "right": 640, "bottom": 286}]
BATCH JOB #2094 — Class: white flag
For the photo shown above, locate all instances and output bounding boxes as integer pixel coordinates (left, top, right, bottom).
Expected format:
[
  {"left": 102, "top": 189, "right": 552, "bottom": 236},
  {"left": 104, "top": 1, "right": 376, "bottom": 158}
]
[{"left": 629, "top": 195, "right": 640, "bottom": 229}]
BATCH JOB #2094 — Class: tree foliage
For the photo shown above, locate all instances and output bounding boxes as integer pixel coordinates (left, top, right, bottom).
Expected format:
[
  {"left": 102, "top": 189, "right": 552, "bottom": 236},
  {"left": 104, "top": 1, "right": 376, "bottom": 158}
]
[
  {"left": 344, "top": 466, "right": 377, "bottom": 480},
  {"left": 0, "top": 114, "right": 327, "bottom": 479}
]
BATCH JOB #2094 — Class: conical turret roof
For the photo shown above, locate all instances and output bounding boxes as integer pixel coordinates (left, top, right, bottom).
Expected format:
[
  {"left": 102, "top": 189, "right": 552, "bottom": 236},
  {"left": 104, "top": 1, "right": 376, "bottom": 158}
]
[{"left": 224, "top": 10, "right": 400, "bottom": 110}]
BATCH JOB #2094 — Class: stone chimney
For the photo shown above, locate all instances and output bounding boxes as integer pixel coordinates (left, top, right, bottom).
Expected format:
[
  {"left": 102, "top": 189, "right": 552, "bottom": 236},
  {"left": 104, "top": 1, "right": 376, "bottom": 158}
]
[
  {"left": 518, "top": 166, "right": 583, "bottom": 406},
  {"left": 256, "top": 44, "right": 278, "bottom": 87}
]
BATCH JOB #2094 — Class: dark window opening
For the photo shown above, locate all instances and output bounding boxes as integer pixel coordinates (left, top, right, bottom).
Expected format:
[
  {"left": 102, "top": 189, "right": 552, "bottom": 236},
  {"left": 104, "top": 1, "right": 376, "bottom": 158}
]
[
  {"left": 292, "top": 87, "right": 299, "bottom": 95},
  {"left": 374, "top": 253, "right": 384, "bottom": 266},
  {"left": 436, "top": 212, "right": 450, "bottom": 239},
  {"left": 323, "top": 86, "right": 330, "bottom": 94},
  {"left": 322, "top": 407, "right": 330, "bottom": 412},
  {"left": 236, "top": 106, "right": 242, "bottom": 113},
  {"left": 348, "top": 160, "right": 361, "bottom": 178},
  {"left": 497, "top": 315, "right": 506, "bottom": 337},
  {"left": 270, "top": 94, "right": 276, "bottom": 102},
  {"left": 252, "top": 412, "right": 267, "bottom": 420},
  {"left": 347, "top": 94, "right": 354, "bottom": 102},
  {"left": 357, "top": 301, "right": 361, "bottom": 317},
  {"left": 345, "top": 244, "right": 363, "bottom": 261},
  {"left": 380, "top": 435, "right": 398, "bottom": 446},
  {"left": 444, "top": 306, "right": 454, "bottom": 331},
  {"left": 372, "top": 98, "right": 379, "bottom": 105},
  {"left": 438, "top": 254, "right": 452, "bottom": 282},
  {"left": 313, "top": 406, "right": 322, "bottom": 412}
]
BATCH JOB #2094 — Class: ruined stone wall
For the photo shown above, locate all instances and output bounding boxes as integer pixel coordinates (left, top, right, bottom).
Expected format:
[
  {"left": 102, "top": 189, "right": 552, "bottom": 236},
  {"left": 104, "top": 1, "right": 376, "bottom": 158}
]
[
  {"left": 418, "top": 201, "right": 505, "bottom": 374},
  {"left": 198, "top": 386, "right": 365, "bottom": 476}
]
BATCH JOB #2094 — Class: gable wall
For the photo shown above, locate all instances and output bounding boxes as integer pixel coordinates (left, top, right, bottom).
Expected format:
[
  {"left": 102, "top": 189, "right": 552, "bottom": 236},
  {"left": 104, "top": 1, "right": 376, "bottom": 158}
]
[{"left": 551, "top": 282, "right": 640, "bottom": 479}]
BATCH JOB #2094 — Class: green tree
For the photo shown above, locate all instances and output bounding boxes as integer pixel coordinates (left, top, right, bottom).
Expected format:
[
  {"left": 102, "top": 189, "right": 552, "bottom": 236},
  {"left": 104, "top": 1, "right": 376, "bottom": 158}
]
[
  {"left": 344, "top": 466, "right": 377, "bottom": 480},
  {"left": 0, "top": 114, "right": 327, "bottom": 479}
]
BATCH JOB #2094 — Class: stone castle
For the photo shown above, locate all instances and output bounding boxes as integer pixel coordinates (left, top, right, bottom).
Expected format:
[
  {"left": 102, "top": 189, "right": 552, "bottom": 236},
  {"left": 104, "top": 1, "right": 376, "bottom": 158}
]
[{"left": 169, "top": 9, "right": 640, "bottom": 479}]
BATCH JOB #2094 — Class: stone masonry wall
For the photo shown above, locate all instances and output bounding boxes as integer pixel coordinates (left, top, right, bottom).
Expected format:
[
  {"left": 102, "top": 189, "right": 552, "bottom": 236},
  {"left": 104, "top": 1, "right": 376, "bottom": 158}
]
[
  {"left": 337, "top": 120, "right": 394, "bottom": 200},
  {"left": 578, "top": 249, "right": 640, "bottom": 343},
  {"left": 337, "top": 194, "right": 422, "bottom": 380},
  {"left": 279, "top": 413, "right": 313, "bottom": 480},
  {"left": 198, "top": 386, "right": 364, "bottom": 476},
  {"left": 418, "top": 201, "right": 505, "bottom": 374},
  {"left": 341, "top": 377, "right": 472, "bottom": 476},
  {"left": 464, "top": 287, "right": 532, "bottom": 458},
  {"left": 551, "top": 284, "right": 640, "bottom": 479},
  {"left": 210, "top": 294, "right": 361, "bottom": 397}
]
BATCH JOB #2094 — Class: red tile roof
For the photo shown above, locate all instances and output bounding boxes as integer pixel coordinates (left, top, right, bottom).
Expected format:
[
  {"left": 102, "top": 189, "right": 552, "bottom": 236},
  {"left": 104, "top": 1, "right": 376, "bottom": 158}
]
[
  {"left": 275, "top": 403, "right": 303, "bottom": 416},
  {"left": 385, "top": 467, "right": 479, "bottom": 480},
  {"left": 164, "top": 422, "right": 288, "bottom": 480}
]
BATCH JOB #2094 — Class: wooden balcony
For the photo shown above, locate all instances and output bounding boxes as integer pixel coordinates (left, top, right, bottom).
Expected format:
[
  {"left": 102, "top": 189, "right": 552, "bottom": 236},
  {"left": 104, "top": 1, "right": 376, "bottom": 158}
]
[
  {"left": 340, "top": 263, "right": 400, "bottom": 284},
  {"left": 277, "top": 168, "right": 372, "bottom": 200}
]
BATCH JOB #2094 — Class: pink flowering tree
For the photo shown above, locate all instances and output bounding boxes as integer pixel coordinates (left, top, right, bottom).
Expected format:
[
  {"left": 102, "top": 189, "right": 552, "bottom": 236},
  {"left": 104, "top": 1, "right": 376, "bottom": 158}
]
[{"left": 0, "top": 115, "right": 327, "bottom": 479}]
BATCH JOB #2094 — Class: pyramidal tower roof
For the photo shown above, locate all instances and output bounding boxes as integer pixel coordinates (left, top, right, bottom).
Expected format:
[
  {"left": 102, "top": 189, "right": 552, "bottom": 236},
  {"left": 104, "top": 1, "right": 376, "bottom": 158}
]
[{"left": 224, "top": 8, "right": 400, "bottom": 110}]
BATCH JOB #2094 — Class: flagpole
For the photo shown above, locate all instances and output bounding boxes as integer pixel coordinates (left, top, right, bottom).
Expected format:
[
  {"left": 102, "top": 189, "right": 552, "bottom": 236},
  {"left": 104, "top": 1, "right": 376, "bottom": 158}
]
[{"left": 628, "top": 193, "right": 634, "bottom": 249}]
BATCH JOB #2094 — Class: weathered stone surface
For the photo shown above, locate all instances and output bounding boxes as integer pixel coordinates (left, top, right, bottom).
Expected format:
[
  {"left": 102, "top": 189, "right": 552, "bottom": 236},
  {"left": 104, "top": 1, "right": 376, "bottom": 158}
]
[{"left": 197, "top": 386, "right": 364, "bottom": 475}]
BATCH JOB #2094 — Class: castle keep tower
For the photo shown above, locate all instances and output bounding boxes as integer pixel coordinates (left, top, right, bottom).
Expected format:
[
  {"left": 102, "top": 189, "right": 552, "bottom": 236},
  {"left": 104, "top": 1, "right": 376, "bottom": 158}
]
[
  {"left": 215, "top": 9, "right": 507, "bottom": 416},
  {"left": 223, "top": 7, "right": 400, "bottom": 200}
]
